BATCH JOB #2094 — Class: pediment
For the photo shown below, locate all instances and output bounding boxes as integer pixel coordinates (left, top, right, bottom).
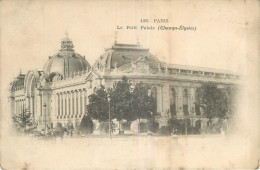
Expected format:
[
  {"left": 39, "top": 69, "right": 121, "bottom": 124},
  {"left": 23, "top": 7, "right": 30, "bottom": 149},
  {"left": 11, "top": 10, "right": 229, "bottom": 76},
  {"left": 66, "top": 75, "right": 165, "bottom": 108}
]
[{"left": 85, "top": 71, "right": 101, "bottom": 81}]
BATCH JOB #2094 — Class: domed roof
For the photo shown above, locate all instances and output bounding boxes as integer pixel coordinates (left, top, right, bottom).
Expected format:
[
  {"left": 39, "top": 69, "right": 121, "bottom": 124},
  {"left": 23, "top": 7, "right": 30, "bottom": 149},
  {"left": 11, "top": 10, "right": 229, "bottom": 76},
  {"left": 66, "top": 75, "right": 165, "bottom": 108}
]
[
  {"left": 10, "top": 72, "right": 25, "bottom": 91},
  {"left": 43, "top": 33, "right": 91, "bottom": 82},
  {"left": 93, "top": 43, "right": 161, "bottom": 73}
]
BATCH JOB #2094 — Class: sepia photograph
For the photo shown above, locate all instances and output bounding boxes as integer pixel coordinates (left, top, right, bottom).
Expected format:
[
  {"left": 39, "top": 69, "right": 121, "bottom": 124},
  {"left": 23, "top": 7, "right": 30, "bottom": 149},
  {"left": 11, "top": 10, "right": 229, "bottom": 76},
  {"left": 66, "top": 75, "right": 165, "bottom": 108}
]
[{"left": 0, "top": 0, "right": 259, "bottom": 169}]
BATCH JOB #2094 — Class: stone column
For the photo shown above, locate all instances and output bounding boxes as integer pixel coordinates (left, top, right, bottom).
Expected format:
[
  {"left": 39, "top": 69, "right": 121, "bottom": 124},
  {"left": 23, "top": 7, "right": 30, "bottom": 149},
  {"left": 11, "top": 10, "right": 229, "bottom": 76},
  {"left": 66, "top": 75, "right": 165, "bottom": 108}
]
[
  {"left": 188, "top": 88, "right": 192, "bottom": 116},
  {"left": 67, "top": 92, "right": 70, "bottom": 116},
  {"left": 56, "top": 93, "right": 58, "bottom": 117},
  {"left": 62, "top": 92, "right": 66, "bottom": 117},
  {"left": 39, "top": 94, "right": 43, "bottom": 117},
  {"left": 70, "top": 91, "right": 73, "bottom": 116},
  {"left": 32, "top": 97, "right": 35, "bottom": 117},
  {"left": 71, "top": 91, "right": 74, "bottom": 115},
  {"left": 79, "top": 90, "right": 82, "bottom": 115},
  {"left": 75, "top": 90, "right": 78, "bottom": 115},
  {"left": 25, "top": 96, "right": 30, "bottom": 111},
  {"left": 36, "top": 93, "right": 42, "bottom": 125},
  {"left": 58, "top": 93, "right": 62, "bottom": 116},
  {"left": 82, "top": 89, "right": 86, "bottom": 115}
]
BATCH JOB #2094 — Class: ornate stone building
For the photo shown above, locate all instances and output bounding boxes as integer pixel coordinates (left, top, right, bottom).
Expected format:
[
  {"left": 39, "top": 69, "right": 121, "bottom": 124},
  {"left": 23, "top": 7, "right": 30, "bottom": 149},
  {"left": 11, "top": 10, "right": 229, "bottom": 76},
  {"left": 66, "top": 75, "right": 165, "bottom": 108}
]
[{"left": 9, "top": 34, "right": 240, "bottom": 133}]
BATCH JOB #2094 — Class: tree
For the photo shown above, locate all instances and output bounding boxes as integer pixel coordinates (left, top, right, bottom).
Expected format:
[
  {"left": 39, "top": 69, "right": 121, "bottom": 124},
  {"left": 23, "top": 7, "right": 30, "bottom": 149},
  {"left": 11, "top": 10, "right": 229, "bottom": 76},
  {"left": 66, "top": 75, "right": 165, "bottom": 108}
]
[
  {"left": 12, "top": 108, "right": 38, "bottom": 134},
  {"left": 130, "top": 83, "right": 155, "bottom": 133},
  {"left": 110, "top": 77, "right": 133, "bottom": 133},
  {"left": 195, "top": 83, "right": 233, "bottom": 124},
  {"left": 79, "top": 115, "right": 94, "bottom": 134},
  {"left": 87, "top": 86, "right": 109, "bottom": 122}
]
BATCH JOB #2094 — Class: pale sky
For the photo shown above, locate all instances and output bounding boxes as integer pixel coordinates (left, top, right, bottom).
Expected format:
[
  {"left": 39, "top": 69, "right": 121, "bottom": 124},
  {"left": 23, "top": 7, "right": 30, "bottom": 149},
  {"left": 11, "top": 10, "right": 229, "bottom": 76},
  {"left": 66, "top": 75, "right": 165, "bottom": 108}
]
[{"left": 1, "top": 0, "right": 254, "bottom": 93}]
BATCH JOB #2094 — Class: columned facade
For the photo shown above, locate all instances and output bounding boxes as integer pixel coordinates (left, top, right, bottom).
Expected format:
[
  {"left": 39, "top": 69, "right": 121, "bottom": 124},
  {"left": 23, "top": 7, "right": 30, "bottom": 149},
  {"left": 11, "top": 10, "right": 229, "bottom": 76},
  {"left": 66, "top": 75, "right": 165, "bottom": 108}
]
[{"left": 9, "top": 37, "right": 240, "bottom": 133}]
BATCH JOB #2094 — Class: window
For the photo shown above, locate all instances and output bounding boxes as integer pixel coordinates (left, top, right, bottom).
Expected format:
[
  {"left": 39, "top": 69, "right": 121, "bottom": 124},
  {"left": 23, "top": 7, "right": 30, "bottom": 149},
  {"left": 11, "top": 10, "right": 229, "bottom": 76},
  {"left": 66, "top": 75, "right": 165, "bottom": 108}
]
[
  {"left": 183, "top": 89, "right": 189, "bottom": 116},
  {"left": 170, "top": 88, "right": 176, "bottom": 116},
  {"left": 151, "top": 87, "right": 157, "bottom": 115},
  {"left": 195, "top": 88, "right": 201, "bottom": 116},
  {"left": 196, "top": 120, "right": 201, "bottom": 129}
]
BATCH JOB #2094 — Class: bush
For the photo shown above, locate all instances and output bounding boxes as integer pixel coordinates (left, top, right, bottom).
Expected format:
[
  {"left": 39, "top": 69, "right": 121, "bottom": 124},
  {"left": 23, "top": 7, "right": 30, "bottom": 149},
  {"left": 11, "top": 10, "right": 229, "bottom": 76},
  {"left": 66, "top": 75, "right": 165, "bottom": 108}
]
[
  {"left": 79, "top": 115, "right": 94, "bottom": 134},
  {"left": 189, "top": 126, "right": 200, "bottom": 134},
  {"left": 147, "top": 120, "right": 159, "bottom": 133},
  {"left": 139, "top": 122, "right": 148, "bottom": 133},
  {"left": 158, "top": 126, "right": 171, "bottom": 135}
]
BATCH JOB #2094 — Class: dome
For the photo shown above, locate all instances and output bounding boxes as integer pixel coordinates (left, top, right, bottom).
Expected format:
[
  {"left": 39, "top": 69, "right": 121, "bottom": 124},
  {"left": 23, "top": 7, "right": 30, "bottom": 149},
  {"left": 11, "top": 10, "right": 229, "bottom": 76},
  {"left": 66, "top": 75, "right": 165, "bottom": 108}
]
[
  {"left": 93, "top": 43, "right": 161, "bottom": 73},
  {"left": 10, "top": 73, "right": 25, "bottom": 91},
  {"left": 43, "top": 33, "right": 91, "bottom": 82}
]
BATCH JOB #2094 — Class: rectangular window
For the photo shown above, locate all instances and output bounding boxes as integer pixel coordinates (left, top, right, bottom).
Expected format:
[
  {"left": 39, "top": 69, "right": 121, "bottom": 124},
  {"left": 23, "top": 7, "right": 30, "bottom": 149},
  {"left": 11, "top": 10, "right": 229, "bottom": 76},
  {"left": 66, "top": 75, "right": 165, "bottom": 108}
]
[
  {"left": 170, "top": 104, "right": 176, "bottom": 116},
  {"left": 183, "top": 105, "right": 188, "bottom": 116}
]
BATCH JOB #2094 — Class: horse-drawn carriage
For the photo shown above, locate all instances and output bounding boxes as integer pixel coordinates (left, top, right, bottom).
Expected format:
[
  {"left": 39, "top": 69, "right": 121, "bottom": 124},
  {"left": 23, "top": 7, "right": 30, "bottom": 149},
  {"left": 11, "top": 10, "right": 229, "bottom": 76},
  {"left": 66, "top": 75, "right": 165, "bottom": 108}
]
[{"left": 30, "top": 127, "right": 70, "bottom": 142}]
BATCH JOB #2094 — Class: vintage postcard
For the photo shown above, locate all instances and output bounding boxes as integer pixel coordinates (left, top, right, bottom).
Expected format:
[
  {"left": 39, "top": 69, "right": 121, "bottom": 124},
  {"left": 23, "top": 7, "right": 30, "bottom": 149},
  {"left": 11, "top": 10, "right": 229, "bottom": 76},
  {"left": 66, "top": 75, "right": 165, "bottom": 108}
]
[{"left": 0, "top": 0, "right": 259, "bottom": 169}]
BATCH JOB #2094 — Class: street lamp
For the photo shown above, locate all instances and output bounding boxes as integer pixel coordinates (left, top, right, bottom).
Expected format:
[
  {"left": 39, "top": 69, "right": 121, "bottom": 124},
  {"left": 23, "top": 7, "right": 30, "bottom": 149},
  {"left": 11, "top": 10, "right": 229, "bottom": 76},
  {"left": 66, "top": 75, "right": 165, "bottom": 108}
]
[
  {"left": 108, "top": 94, "right": 111, "bottom": 139},
  {"left": 43, "top": 103, "right": 47, "bottom": 132}
]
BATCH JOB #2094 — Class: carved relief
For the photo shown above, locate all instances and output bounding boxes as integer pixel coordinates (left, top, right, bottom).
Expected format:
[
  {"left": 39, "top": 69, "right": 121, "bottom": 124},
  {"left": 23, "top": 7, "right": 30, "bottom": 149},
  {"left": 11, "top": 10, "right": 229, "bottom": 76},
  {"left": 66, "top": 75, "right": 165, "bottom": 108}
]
[{"left": 124, "top": 56, "right": 150, "bottom": 73}]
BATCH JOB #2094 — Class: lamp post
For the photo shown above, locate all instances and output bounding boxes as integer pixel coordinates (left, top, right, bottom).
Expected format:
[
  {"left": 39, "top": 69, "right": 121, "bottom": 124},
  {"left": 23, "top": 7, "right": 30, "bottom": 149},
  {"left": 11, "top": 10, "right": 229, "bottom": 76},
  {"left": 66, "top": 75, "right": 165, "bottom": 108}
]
[
  {"left": 108, "top": 94, "right": 111, "bottom": 139},
  {"left": 43, "top": 103, "right": 47, "bottom": 132}
]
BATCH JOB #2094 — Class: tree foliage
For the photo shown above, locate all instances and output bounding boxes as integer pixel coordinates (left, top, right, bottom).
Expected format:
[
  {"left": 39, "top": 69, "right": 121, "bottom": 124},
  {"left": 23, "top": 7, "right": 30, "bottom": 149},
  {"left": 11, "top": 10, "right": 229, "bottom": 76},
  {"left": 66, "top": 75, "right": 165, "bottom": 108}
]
[
  {"left": 110, "top": 77, "right": 133, "bottom": 122},
  {"left": 12, "top": 109, "right": 38, "bottom": 133},
  {"left": 87, "top": 85, "right": 109, "bottom": 122},
  {"left": 130, "top": 83, "right": 155, "bottom": 121},
  {"left": 86, "top": 78, "right": 155, "bottom": 134},
  {"left": 195, "top": 83, "right": 233, "bottom": 122}
]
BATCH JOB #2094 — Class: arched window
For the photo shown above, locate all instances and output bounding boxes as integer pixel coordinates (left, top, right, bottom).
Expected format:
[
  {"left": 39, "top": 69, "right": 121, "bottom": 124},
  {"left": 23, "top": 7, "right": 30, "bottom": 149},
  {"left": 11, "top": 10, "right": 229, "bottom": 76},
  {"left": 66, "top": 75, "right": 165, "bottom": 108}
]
[
  {"left": 151, "top": 87, "right": 157, "bottom": 115},
  {"left": 170, "top": 88, "right": 176, "bottom": 116},
  {"left": 183, "top": 88, "right": 189, "bottom": 116},
  {"left": 195, "top": 88, "right": 201, "bottom": 116},
  {"left": 196, "top": 120, "right": 201, "bottom": 129}
]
